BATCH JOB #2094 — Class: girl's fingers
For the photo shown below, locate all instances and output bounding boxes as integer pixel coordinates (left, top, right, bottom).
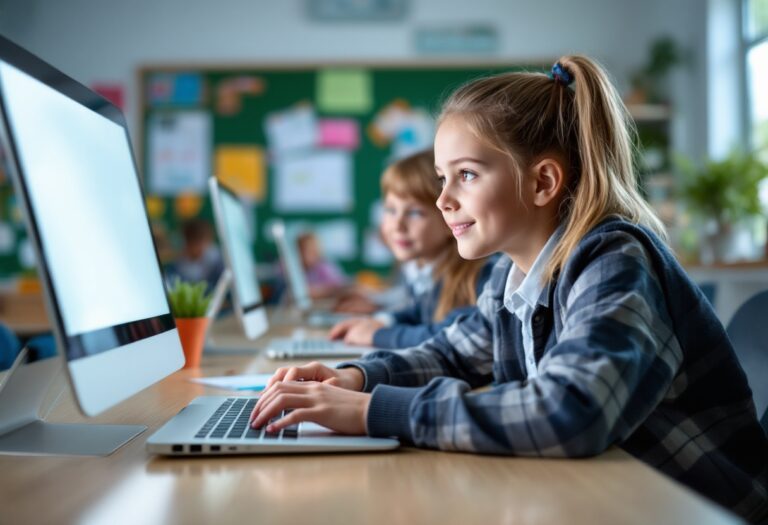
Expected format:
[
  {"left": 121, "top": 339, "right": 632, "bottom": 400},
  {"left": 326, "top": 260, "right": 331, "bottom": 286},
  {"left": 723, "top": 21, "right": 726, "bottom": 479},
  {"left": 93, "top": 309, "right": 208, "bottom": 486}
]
[
  {"left": 266, "top": 408, "right": 317, "bottom": 432},
  {"left": 250, "top": 392, "right": 312, "bottom": 430},
  {"left": 283, "top": 362, "right": 327, "bottom": 382},
  {"left": 252, "top": 381, "right": 305, "bottom": 421},
  {"left": 266, "top": 367, "right": 290, "bottom": 389}
]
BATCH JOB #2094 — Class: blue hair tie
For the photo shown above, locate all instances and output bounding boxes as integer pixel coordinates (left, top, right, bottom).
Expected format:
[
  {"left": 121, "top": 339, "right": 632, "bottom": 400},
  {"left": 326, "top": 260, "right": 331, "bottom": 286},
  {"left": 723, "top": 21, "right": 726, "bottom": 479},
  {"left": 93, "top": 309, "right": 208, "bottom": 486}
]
[{"left": 550, "top": 62, "right": 574, "bottom": 87}]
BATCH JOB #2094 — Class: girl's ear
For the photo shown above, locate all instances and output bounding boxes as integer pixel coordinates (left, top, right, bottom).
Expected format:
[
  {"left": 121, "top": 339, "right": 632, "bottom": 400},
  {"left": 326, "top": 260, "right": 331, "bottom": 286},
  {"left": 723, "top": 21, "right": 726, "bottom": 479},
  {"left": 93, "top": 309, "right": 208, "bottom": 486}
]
[{"left": 530, "top": 157, "right": 565, "bottom": 208}]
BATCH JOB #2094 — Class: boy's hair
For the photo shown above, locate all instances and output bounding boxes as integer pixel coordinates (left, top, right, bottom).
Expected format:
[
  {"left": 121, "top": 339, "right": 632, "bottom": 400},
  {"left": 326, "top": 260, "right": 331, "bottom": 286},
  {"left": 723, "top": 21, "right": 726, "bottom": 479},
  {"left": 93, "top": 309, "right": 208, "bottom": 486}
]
[
  {"left": 381, "top": 150, "right": 488, "bottom": 321},
  {"left": 181, "top": 218, "right": 213, "bottom": 244},
  {"left": 438, "top": 55, "right": 666, "bottom": 281}
]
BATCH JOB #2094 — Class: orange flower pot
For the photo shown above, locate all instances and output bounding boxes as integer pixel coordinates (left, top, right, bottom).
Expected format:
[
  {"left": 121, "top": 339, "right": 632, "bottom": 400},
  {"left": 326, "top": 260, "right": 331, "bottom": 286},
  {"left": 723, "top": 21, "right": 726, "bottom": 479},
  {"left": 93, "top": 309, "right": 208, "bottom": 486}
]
[{"left": 175, "top": 317, "right": 209, "bottom": 369}]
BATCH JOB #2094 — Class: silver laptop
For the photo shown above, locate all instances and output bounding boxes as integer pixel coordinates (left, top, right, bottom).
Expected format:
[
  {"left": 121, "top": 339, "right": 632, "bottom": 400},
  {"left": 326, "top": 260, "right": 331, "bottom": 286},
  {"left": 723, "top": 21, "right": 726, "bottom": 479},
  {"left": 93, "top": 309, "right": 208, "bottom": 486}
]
[
  {"left": 146, "top": 396, "right": 398, "bottom": 455},
  {"left": 147, "top": 179, "right": 398, "bottom": 455},
  {"left": 208, "top": 177, "right": 372, "bottom": 360}
]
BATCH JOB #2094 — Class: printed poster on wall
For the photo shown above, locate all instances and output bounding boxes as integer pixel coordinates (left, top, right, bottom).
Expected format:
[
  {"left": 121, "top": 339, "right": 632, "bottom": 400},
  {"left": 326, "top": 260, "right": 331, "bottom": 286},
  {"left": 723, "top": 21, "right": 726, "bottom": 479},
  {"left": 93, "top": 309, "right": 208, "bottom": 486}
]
[
  {"left": 274, "top": 151, "right": 352, "bottom": 212},
  {"left": 148, "top": 111, "right": 211, "bottom": 195}
]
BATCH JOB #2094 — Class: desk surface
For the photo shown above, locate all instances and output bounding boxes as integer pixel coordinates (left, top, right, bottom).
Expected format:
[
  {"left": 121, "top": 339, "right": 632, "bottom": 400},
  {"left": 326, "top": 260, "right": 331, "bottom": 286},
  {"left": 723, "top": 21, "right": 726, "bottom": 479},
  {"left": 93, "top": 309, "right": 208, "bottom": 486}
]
[{"left": 0, "top": 314, "right": 742, "bottom": 525}]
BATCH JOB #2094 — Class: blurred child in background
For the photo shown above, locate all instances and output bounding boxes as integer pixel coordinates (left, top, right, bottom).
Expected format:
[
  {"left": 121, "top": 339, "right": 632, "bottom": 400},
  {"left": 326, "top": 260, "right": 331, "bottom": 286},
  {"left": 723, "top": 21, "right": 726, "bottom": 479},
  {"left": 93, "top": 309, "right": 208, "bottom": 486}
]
[
  {"left": 165, "top": 217, "right": 224, "bottom": 292},
  {"left": 329, "top": 149, "right": 496, "bottom": 348},
  {"left": 296, "top": 231, "right": 349, "bottom": 300}
]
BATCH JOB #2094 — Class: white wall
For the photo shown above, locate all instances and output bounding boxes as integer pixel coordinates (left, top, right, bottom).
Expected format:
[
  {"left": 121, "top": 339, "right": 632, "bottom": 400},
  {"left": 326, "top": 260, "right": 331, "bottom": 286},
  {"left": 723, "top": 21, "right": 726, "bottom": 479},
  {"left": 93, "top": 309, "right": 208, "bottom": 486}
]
[{"left": 0, "top": 0, "right": 709, "bottom": 160}]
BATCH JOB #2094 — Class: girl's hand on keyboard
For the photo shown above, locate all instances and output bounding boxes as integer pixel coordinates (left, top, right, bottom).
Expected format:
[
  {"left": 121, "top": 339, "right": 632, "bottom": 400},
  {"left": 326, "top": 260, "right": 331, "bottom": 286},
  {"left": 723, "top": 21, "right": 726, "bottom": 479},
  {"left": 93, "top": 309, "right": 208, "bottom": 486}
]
[
  {"left": 248, "top": 381, "right": 371, "bottom": 435},
  {"left": 266, "top": 362, "right": 364, "bottom": 391}
]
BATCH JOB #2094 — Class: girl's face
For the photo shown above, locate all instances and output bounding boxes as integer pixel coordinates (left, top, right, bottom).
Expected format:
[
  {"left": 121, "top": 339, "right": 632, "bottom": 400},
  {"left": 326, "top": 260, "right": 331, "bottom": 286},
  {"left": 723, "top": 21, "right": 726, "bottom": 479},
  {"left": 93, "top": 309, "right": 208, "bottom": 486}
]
[
  {"left": 434, "top": 115, "right": 540, "bottom": 263},
  {"left": 380, "top": 191, "right": 452, "bottom": 265}
]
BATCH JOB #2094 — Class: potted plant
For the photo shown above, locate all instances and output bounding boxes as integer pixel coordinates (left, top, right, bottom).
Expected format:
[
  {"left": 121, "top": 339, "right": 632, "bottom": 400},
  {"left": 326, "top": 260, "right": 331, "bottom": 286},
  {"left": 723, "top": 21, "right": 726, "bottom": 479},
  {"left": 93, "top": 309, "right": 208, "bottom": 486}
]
[
  {"left": 677, "top": 150, "right": 768, "bottom": 264},
  {"left": 167, "top": 279, "right": 213, "bottom": 368},
  {"left": 627, "top": 36, "right": 688, "bottom": 104}
]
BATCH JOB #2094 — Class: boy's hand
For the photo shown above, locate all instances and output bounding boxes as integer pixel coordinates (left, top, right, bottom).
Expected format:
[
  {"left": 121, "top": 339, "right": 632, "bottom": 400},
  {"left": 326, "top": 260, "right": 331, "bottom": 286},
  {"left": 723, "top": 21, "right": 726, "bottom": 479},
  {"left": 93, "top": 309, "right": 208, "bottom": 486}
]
[
  {"left": 248, "top": 381, "right": 371, "bottom": 435},
  {"left": 329, "top": 318, "right": 384, "bottom": 346},
  {"left": 339, "top": 319, "right": 384, "bottom": 346}
]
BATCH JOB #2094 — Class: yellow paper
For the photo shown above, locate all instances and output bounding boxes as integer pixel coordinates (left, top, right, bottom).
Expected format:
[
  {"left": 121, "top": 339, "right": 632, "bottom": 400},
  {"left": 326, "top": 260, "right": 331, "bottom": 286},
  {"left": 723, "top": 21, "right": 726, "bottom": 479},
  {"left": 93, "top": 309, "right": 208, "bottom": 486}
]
[
  {"left": 145, "top": 196, "right": 166, "bottom": 219},
  {"left": 317, "top": 69, "right": 372, "bottom": 114},
  {"left": 174, "top": 193, "right": 203, "bottom": 219},
  {"left": 215, "top": 145, "right": 266, "bottom": 201}
]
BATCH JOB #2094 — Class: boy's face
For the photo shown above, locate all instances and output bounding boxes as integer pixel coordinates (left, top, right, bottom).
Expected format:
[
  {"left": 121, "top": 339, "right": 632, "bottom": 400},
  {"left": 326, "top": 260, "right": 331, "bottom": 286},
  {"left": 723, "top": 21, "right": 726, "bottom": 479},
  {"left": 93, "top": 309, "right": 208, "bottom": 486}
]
[
  {"left": 380, "top": 191, "right": 452, "bottom": 265},
  {"left": 434, "top": 115, "right": 537, "bottom": 261}
]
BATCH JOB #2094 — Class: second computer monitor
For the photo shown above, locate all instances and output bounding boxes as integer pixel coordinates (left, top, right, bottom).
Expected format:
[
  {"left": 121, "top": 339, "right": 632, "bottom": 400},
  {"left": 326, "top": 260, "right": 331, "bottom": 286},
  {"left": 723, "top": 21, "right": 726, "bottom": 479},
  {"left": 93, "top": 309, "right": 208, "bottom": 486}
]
[
  {"left": 271, "top": 220, "right": 313, "bottom": 312},
  {"left": 208, "top": 177, "right": 268, "bottom": 340}
]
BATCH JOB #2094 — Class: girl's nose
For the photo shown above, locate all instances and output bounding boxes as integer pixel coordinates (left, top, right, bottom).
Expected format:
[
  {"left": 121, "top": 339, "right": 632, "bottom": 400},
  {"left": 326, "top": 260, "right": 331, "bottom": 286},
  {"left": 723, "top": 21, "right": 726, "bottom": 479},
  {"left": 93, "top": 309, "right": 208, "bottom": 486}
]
[{"left": 436, "top": 185, "right": 456, "bottom": 212}]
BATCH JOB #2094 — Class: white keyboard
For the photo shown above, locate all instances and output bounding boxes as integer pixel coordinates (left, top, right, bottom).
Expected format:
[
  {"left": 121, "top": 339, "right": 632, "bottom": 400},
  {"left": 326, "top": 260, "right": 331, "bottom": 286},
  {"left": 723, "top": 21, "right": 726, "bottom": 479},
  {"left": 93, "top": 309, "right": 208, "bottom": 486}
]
[{"left": 266, "top": 337, "right": 369, "bottom": 359}]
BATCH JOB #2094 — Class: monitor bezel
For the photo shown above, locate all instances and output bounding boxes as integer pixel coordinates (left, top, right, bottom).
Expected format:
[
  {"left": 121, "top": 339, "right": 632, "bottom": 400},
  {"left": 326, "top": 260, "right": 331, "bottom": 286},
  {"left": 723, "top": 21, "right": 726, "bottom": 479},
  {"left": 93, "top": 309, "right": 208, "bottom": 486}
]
[
  {"left": 0, "top": 34, "right": 184, "bottom": 416},
  {"left": 208, "top": 176, "right": 268, "bottom": 340}
]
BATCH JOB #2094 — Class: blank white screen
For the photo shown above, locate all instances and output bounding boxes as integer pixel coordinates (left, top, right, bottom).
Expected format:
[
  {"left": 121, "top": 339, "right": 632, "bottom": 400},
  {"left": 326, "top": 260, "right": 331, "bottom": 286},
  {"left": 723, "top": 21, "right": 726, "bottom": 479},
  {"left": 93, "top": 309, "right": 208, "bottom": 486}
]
[{"left": 0, "top": 62, "right": 169, "bottom": 335}]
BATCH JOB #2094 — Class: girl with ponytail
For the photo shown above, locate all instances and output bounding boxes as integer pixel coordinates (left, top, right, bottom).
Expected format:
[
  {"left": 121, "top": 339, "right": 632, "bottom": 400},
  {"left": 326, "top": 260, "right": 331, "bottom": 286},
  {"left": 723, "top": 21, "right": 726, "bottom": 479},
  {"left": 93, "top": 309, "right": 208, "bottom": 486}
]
[{"left": 251, "top": 57, "right": 767, "bottom": 522}]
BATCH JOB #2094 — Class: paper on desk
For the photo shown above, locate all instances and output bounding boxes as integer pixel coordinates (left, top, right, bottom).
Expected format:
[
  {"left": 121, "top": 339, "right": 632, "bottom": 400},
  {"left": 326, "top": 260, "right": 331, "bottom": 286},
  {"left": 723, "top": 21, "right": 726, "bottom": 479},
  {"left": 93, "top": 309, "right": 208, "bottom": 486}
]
[
  {"left": 190, "top": 374, "right": 272, "bottom": 392},
  {"left": 189, "top": 362, "right": 347, "bottom": 392}
]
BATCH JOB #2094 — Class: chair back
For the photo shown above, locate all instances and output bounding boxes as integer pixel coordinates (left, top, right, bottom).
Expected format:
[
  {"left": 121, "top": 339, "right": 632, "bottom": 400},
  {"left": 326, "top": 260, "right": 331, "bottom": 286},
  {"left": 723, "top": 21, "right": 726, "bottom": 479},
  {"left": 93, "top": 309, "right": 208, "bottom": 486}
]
[{"left": 726, "top": 290, "right": 768, "bottom": 433}]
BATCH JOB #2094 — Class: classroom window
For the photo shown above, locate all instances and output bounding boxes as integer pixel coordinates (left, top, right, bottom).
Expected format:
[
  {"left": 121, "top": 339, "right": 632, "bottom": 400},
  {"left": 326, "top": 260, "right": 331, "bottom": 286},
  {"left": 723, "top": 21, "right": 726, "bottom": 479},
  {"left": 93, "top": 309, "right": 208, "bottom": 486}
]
[{"left": 745, "top": 0, "right": 768, "bottom": 159}]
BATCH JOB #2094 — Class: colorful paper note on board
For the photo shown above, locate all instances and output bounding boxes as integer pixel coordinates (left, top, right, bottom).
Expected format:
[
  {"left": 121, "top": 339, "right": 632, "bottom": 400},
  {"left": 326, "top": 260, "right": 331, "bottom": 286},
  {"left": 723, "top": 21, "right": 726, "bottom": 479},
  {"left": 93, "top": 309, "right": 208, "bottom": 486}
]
[
  {"left": 215, "top": 146, "right": 266, "bottom": 201},
  {"left": 314, "top": 219, "right": 357, "bottom": 260},
  {"left": 316, "top": 69, "right": 372, "bottom": 114},
  {"left": 274, "top": 151, "right": 352, "bottom": 212},
  {"left": 147, "top": 73, "right": 206, "bottom": 106},
  {"left": 265, "top": 105, "right": 318, "bottom": 156},
  {"left": 145, "top": 196, "right": 166, "bottom": 219},
  {"left": 216, "top": 76, "right": 265, "bottom": 115},
  {"left": 174, "top": 193, "right": 203, "bottom": 219},
  {"left": 318, "top": 118, "right": 360, "bottom": 150},
  {"left": 148, "top": 111, "right": 211, "bottom": 195}
]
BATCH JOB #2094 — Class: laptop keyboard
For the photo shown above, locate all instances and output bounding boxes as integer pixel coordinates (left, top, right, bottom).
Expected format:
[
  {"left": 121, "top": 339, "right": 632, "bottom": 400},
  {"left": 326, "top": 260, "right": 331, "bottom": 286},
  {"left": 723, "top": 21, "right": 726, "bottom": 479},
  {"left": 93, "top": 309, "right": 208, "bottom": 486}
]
[
  {"left": 194, "top": 398, "right": 298, "bottom": 440},
  {"left": 290, "top": 339, "right": 335, "bottom": 354}
]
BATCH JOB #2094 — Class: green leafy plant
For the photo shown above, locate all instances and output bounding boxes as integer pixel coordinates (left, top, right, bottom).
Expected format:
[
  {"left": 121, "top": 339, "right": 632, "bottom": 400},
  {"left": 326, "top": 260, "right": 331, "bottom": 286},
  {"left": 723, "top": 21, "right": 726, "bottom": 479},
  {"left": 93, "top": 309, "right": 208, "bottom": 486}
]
[
  {"left": 167, "top": 278, "right": 212, "bottom": 318},
  {"left": 629, "top": 36, "right": 689, "bottom": 103},
  {"left": 677, "top": 150, "right": 768, "bottom": 226}
]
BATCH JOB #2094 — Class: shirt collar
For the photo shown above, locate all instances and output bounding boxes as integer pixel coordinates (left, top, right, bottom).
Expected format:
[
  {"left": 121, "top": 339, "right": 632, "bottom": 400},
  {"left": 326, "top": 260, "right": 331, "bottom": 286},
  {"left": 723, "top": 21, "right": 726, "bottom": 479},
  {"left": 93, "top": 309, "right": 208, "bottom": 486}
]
[
  {"left": 503, "top": 227, "right": 563, "bottom": 313},
  {"left": 410, "top": 262, "right": 434, "bottom": 296}
]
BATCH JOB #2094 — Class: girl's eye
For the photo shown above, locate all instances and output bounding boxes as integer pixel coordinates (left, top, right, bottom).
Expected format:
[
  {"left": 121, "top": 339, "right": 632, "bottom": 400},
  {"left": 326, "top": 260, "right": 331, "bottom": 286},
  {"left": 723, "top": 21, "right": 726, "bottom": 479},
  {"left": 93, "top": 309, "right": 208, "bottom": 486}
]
[
  {"left": 406, "top": 209, "right": 425, "bottom": 219},
  {"left": 437, "top": 176, "right": 446, "bottom": 187},
  {"left": 383, "top": 207, "right": 396, "bottom": 215},
  {"left": 461, "top": 170, "right": 477, "bottom": 182}
]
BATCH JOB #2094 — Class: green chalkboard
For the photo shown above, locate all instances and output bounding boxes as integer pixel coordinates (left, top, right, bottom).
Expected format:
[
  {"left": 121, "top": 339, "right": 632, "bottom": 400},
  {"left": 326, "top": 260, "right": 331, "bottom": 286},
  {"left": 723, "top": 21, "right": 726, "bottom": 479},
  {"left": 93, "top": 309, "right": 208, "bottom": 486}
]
[
  {"left": 140, "top": 63, "right": 545, "bottom": 277},
  {"left": 0, "top": 62, "right": 540, "bottom": 280}
]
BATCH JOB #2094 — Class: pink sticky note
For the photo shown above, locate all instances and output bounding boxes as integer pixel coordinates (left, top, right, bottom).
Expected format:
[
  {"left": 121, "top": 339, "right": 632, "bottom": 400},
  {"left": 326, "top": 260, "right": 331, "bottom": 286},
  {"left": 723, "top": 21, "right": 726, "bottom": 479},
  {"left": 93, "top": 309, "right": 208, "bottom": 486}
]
[{"left": 318, "top": 118, "right": 360, "bottom": 149}]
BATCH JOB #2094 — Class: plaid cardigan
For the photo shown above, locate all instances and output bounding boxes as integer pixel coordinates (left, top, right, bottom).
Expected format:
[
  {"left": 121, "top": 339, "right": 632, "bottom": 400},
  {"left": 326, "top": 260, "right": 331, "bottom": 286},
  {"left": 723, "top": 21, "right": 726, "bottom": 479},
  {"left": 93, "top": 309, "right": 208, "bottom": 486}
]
[{"left": 343, "top": 218, "right": 768, "bottom": 522}]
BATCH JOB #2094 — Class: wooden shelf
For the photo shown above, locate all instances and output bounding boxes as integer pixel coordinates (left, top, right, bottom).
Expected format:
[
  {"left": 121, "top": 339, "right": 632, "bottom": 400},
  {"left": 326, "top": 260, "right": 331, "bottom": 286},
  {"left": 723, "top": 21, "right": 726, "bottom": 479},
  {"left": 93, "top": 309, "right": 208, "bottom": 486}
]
[{"left": 627, "top": 103, "right": 671, "bottom": 121}]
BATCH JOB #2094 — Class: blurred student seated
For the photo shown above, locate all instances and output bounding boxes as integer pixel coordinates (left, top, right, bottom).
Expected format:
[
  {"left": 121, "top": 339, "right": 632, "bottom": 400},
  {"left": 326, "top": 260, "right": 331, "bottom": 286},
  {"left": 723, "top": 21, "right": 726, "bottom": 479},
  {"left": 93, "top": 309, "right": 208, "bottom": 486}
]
[
  {"left": 296, "top": 231, "right": 350, "bottom": 300},
  {"left": 164, "top": 217, "right": 224, "bottom": 292}
]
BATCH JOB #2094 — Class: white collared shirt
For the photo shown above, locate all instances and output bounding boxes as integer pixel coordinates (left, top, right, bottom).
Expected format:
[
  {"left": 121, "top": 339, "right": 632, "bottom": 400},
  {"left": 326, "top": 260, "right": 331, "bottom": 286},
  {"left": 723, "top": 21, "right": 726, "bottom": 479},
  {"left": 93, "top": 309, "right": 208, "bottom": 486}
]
[{"left": 503, "top": 228, "right": 562, "bottom": 378}]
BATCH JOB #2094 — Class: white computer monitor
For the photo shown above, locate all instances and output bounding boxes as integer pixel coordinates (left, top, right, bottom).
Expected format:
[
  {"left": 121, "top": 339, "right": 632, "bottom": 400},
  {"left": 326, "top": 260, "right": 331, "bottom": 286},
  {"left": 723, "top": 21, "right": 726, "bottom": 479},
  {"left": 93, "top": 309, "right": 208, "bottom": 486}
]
[
  {"left": 0, "top": 36, "right": 184, "bottom": 454},
  {"left": 208, "top": 177, "right": 268, "bottom": 340},
  {"left": 271, "top": 220, "right": 312, "bottom": 311}
]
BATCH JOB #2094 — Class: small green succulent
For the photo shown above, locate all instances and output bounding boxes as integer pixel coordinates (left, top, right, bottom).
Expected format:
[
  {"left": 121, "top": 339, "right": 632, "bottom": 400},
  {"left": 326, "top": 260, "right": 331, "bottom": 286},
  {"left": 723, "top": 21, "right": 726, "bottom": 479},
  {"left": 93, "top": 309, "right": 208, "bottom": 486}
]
[{"left": 167, "top": 278, "right": 212, "bottom": 318}]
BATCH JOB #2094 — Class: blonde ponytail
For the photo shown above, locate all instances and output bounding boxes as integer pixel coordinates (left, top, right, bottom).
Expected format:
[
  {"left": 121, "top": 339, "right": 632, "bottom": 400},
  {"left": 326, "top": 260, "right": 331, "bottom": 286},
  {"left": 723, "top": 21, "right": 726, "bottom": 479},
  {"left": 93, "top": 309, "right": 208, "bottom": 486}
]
[{"left": 546, "top": 56, "right": 666, "bottom": 280}]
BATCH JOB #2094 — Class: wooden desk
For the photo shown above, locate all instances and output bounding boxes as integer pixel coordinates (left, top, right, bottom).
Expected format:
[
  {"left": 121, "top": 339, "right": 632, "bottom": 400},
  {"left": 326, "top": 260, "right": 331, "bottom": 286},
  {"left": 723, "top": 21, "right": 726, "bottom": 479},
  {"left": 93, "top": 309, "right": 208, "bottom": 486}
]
[{"left": 0, "top": 315, "right": 742, "bottom": 525}]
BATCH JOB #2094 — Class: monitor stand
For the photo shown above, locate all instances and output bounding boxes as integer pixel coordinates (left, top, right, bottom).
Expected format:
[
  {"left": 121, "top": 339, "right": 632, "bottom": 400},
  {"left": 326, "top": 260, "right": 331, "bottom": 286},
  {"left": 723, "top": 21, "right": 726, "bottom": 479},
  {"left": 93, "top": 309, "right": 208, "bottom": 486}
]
[
  {"left": 0, "top": 347, "right": 146, "bottom": 456},
  {"left": 202, "top": 269, "right": 254, "bottom": 353}
]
